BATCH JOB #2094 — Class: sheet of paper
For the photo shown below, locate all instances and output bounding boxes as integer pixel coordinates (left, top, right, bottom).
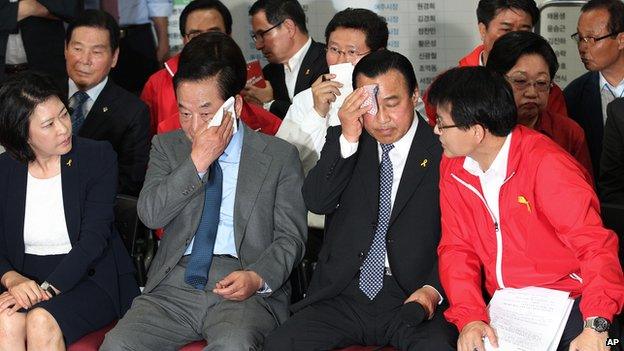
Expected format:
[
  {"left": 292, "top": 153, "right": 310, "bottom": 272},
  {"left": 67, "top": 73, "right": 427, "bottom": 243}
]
[
  {"left": 484, "top": 287, "right": 574, "bottom": 351},
  {"left": 329, "top": 62, "right": 354, "bottom": 108}
]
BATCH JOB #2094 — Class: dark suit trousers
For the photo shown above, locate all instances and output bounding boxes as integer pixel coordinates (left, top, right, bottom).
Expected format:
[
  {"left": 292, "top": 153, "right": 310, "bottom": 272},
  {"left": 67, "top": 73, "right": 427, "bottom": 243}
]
[
  {"left": 265, "top": 272, "right": 457, "bottom": 351},
  {"left": 110, "top": 23, "right": 159, "bottom": 95}
]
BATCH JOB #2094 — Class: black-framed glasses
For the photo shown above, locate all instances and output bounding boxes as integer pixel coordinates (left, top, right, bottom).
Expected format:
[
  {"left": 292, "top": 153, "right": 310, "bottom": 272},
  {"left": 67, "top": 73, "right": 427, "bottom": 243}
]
[
  {"left": 435, "top": 116, "right": 458, "bottom": 131},
  {"left": 251, "top": 21, "right": 284, "bottom": 42},
  {"left": 571, "top": 31, "right": 622, "bottom": 45}
]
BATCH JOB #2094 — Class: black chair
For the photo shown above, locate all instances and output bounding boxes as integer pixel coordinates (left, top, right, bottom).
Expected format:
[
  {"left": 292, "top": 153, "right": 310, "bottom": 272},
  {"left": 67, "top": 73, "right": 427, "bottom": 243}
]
[
  {"left": 601, "top": 203, "right": 624, "bottom": 268},
  {"left": 114, "top": 194, "right": 156, "bottom": 286}
]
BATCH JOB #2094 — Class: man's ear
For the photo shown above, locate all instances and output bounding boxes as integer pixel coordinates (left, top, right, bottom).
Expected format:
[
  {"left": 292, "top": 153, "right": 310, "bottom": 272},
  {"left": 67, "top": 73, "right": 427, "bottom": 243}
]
[
  {"left": 234, "top": 94, "right": 244, "bottom": 118},
  {"left": 478, "top": 22, "right": 487, "bottom": 43},
  {"left": 283, "top": 18, "right": 297, "bottom": 38},
  {"left": 111, "top": 48, "right": 120, "bottom": 68},
  {"left": 411, "top": 88, "right": 420, "bottom": 106},
  {"left": 617, "top": 32, "right": 624, "bottom": 50}
]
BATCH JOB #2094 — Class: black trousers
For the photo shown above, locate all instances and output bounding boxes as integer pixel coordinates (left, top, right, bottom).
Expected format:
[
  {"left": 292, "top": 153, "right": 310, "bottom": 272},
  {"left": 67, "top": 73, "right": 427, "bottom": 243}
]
[
  {"left": 110, "top": 23, "right": 159, "bottom": 95},
  {"left": 265, "top": 273, "right": 458, "bottom": 351}
]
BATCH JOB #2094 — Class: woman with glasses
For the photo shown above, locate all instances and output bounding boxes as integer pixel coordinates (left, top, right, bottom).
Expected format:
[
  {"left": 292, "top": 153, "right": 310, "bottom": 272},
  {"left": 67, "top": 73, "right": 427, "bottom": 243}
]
[{"left": 487, "top": 31, "right": 593, "bottom": 177}]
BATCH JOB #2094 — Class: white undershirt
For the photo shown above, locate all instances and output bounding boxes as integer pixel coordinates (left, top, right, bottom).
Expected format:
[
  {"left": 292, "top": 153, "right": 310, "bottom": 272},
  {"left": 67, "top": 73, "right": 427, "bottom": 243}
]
[{"left": 23, "top": 172, "right": 72, "bottom": 255}]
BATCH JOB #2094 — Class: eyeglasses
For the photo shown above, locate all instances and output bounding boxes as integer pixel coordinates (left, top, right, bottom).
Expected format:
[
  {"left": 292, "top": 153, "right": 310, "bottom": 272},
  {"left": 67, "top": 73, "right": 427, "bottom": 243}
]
[
  {"left": 185, "top": 29, "right": 220, "bottom": 40},
  {"left": 435, "top": 116, "right": 458, "bottom": 131},
  {"left": 250, "top": 21, "right": 284, "bottom": 42},
  {"left": 571, "top": 31, "right": 622, "bottom": 45},
  {"left": 326, "top": 46, "right": 370, "bottom": 60},
  {"left": 505, "top": 75, "right": 552, "bottom": 92}
]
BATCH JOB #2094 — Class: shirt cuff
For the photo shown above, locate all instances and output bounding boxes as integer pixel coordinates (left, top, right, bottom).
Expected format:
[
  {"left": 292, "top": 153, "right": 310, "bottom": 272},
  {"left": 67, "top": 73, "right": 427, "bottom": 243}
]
[
  {"left": 339, "top": 134, "right": 359, "bottom": 158},
  {"left": 257, "top": 281, "right": 272, "bottom": 294},
  {"left": 148, "top": 0, "right": 173, "bottom": 18},
  {"left": 263, "top": 100, "right": 275, "bottom": 111},
  {"left": 423, "top": 284, "right": 444, "bottom": 305}
]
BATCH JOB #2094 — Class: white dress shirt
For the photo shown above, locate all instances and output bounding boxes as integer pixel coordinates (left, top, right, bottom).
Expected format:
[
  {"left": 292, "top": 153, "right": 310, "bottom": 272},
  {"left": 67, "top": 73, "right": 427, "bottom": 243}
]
[
  {"left": 284, "top": 37, "right": 312, "bottom": 101},
  {"left": 599, "top": 72, "right": 624, "bottom": 125}
]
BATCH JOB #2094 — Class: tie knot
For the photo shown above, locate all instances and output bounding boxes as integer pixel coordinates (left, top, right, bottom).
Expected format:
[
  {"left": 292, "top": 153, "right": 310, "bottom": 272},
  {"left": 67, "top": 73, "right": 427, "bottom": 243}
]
[
  {"left": 71, "top": 91, "right": 89, "bottom": 105},
  {"left": 380, "top": 143, "right": 394, "bottom": 155}
]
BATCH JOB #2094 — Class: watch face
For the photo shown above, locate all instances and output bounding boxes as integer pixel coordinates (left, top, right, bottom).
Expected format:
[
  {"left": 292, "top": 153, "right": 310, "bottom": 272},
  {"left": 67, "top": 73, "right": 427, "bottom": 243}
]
[{"left": 594, "top": 317, "right": 610, "bottom": 332}]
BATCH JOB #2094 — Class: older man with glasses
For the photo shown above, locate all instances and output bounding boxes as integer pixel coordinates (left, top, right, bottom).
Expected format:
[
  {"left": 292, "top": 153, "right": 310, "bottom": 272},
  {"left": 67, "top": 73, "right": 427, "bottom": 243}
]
[
  {"left": 564, "top": 0, "right": 624, "bottom": 185},
  {"left": 245, "top": 0, "right": 328, "bottom": 119}
]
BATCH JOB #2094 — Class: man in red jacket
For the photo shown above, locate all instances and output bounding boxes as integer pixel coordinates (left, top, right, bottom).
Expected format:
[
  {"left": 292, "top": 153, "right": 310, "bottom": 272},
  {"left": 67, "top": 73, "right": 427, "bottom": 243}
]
[
  {"left": 428, "top": 66, "right": 624, "bottom": 351},
  {"left": 140, "top": 0, "right": 281, "bottom": 136}
]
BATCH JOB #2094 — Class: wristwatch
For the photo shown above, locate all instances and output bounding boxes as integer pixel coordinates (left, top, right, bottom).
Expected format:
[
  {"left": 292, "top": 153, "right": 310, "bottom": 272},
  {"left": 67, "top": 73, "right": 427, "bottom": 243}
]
[
  {"left": 40, "top": 281, "right": 57, "bottom": 297},
  {"left": 584, "top": 317, "right": 610, "bottom": 333}
]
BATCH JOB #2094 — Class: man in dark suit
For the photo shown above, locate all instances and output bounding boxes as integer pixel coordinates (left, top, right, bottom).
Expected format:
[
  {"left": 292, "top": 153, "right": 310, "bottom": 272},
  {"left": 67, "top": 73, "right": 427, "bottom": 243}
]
[
  {"left": 0, "top": 0, "right": 82, "bottom": 81},
  {"left": 63, "top": 10, "right": 150, "bottom": 196},
  {"left": 265, "top": 50, "right": 457, "bottom": 350},
  {"left": 246, "top": 0, "right": 327, "bottom": 119},
  {"left": 564, "top": 0, "right": 624, "bottom": 182},
  {"left": 600, "top": 98, "right": 624, "bottom": 204}
]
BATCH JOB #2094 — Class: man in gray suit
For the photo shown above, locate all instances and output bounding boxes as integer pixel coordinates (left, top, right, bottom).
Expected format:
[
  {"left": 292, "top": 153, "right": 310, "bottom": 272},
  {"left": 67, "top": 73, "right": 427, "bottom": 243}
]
[{"left": 101, "top": 32, "right": 307, "bottom": 351}]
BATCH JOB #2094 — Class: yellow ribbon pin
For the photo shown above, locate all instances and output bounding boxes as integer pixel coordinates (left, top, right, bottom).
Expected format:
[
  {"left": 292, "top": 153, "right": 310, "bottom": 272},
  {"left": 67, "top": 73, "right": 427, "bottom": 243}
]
[
  {"left": 66, "top": 159, "right": 72, "bottom": 167},
  {"left": 518, "top": 195, "right": 531, "bottom": 213},
  {"left": 420, "top": 159, "right": 428, "bottom": 167}
]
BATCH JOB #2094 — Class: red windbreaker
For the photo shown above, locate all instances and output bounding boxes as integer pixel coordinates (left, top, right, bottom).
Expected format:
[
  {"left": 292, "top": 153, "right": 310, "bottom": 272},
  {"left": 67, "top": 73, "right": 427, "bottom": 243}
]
[{"left": 438, "top": 126, "right": 624, "bottom": 331}]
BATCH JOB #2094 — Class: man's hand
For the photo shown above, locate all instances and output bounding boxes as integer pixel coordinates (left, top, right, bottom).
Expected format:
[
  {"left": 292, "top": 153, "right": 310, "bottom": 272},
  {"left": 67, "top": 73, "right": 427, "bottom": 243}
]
[
  {"left": 404, "top": 286, "right": 440, "bottom": 319},
  {"left": 337, "top": 87, "right": 369, "bottom": 143},
  {"left": 243, "top": 81, "right": 274, "bottom": 105},
  {"left": 213, "top": 270, "right": 263, "bottom": 301},
  {"left": 458, "top": 320, "right": 498, "bottom": 351},
  {"left": 569, "top": 328, "right": 610, "bottom": 351},
  {"left": 151, "top": 17, "right": 170, "bottom": 64},
  {"left": 311, "top": 74, "right": 343, "bottom": 117},
  {"left": 17, "top": 0, "right": 56, "bottom": 21},
  {"left": 190, "top": 113, "right": 233, "bottom": 173}
]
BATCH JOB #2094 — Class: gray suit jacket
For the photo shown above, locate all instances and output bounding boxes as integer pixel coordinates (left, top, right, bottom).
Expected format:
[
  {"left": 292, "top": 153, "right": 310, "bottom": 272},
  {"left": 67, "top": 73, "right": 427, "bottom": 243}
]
[{"left": 137, "top": 124, "right": 307, "bottom": 322}]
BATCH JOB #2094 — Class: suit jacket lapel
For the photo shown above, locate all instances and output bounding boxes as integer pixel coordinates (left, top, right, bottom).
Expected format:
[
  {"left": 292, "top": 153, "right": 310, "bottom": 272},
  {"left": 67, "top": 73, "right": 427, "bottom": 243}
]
[
  {"left": 5, "top": 159, "right": 27, "bottom": 270},
  {"left": 234, "top": 125, "right": 270, "bottom": 252},
  {"left": 79, "top": 79, "right": 115, "bottom": 137},
  {"left": 61, "top": 142, "right": 80, "bottom": 242},
  {"left": 294, "top": 41, "right": 322, "bottom": 94},
  {"left": 355, "top": 132, "right": 380, "bottom": 219},
  {"left": 586, "top": 72, "right": 604, "bottom": 145},
  {"left": 388, "top": 121, "right": 431, "bottom": 227}
]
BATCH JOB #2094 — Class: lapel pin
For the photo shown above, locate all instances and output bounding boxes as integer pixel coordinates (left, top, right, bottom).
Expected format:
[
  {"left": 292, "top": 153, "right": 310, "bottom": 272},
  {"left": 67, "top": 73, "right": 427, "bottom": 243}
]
[
  {"left": 103, "top": 107, "right": 108, "bottom": 113},
  {"left": 420, "top": 159, "right": 428, "bottom": 167},
  {"left": 518, "top": 195, "right": 531, "bottom": 213},
  {"left": 66, "top": 159, "right": 72, "bottom": 167},
  {"left": 305, "top": 68, "right": 310, "bottom": 75}
]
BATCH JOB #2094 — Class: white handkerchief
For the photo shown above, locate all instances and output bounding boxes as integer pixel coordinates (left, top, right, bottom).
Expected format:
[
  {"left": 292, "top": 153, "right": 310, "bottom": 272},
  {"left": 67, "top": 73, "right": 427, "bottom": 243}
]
[{"left": 329, "top": 62, "right": 354, "bottom": 107}]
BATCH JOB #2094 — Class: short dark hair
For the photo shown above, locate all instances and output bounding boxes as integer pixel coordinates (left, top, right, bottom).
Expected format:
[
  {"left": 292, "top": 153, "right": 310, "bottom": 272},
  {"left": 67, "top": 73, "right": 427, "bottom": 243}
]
[
  {"left": 324, "top": 8, "right": 388, "bottom": 52},
  {"left": 428, "top": 66, "right": 517, "bottom": 137},
  {"left": 179, "top": 0, "right": 233, "bottom": 36},
  {"left": 582, "top": 0, "right": 624, "bottom": 35},
  {"left": 249, "top": 0, "right": 308, "bottom": 34},
  {"left": 352, "top": 50, "right": 417, "bottom": 94},
  {"left": 476, "top": 0, "right": 540, "bottom": 27},
  {"left": 0, "top": 71, "right": 66, "bottom": 163},
  {"left": 66, "top": 10, "right": 120, "bottom": 51},
  {"left": 487, "top": 31, "right": 559, "bottom": 79},
  {"left": 173, "top": 32, "right": 246, "bottom": 100}
]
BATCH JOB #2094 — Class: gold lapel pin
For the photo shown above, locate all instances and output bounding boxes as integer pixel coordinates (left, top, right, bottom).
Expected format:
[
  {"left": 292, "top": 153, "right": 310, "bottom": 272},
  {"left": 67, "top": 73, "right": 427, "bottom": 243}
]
[
  {"left": 103, "top": 107, "right": 108, "bottom": 112},
  {"left": 420, "top": 159, "right": 428, "bottom": 167},
  {"left": 305, "top": 68, "right": 310, "bottom": 75},
  {"left": 518, "top": 195, "right": 531, "bottom": 213},
  {"left": 66, "top": 159, "right": 72, "bottom": 167}
]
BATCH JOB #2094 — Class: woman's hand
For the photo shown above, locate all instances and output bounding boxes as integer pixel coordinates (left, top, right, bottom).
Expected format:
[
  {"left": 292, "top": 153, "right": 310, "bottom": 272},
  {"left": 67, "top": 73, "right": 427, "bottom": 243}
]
[{"left": 1, "top": 271, "right": 49, "bottom": 311}]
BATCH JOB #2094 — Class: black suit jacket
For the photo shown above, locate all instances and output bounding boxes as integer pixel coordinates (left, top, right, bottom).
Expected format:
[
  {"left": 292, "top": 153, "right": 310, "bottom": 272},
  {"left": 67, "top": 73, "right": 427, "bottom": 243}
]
[
  {"left": 262, "top": 40, "right": 328, "bottom": 119},
  {"left": 0, "top": 0, "right": 82, "bottom": 81},
  {"left": 295, "top": 121, "right": 443, "bottom": 312},
  {"left": 68, "top": 78, "right": 151, "bottom": 196},
  {"left": 0, "top": 138, "right": 139, "bottom": 316},
  {"left": 563, "top": 71, "right": 603, "bottom": 181},
  {"left": 600, "top": 98, "right": 624, "bottom": 204}
]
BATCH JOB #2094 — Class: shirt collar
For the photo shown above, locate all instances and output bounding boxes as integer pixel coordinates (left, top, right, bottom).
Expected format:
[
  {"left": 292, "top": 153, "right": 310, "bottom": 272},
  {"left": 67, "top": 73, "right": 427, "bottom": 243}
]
[
  {"left": 463, "top": 132, "right": 512, "bottom": 179},
  {"left": 599, "top": 71, "right": 624, "bottom": 98},
  {"left": 378, "top": 111, "right": 419, "bottom": 153},
  {"left": 68, "top": 76, "right": 108, "bottom": 102},
  {"left": 286, "top": 37, "right": 312, "bottom": 73},
  {"left": 220, "top": 121, "right": 244, "bottom": 163},
  {"left": 478, "top": 50, "right": 485, "bottom": 67}
]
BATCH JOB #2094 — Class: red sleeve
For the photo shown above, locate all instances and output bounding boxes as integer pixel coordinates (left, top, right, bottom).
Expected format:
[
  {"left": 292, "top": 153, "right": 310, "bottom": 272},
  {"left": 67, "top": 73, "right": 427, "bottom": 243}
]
[
  {"left": 548, "top": 84, "right": 569, "bottom": 117},
  {"left": 438, "top": 160, "right": 490, "bottom": 331},
  {"left": 140, "top": 75, "right": 159, "bottom": 136}
]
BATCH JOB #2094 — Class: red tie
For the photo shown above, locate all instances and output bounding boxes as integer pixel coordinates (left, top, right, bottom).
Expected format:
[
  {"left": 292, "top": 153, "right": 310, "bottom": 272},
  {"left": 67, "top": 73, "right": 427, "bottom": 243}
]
[{"left": 100, "top": 0, "right": 119, "bottom": 23}]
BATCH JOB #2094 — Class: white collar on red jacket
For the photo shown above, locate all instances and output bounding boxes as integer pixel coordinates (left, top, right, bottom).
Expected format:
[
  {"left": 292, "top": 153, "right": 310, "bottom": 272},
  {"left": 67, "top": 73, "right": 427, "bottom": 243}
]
[{"left": 463, "top": 132, "right": 512, "bottom": 179}]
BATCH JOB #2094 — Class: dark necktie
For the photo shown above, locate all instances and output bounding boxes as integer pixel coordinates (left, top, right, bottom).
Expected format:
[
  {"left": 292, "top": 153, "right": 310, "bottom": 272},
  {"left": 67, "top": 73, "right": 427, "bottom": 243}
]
[
  {"left": 359, "top": 143, "right": 394, "bottom": 299},
  {"left": 184, "top": 161, "right": 223, "bottom": 289},
  {"left": 70, "top": 91, "right": 89, "bottom": 135}
]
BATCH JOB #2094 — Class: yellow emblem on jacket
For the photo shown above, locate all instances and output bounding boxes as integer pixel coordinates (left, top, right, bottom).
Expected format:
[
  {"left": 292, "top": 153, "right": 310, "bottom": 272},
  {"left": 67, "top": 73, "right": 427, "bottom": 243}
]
[{"left": 517, "top": 195, "right": 531, "bottom": 213}]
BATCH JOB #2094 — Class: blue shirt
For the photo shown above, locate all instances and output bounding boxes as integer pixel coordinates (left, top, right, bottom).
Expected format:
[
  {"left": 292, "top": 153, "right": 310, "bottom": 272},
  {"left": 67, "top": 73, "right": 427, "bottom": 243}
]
[
  {"left": 184, "top": 126, "right": 243, "bottom": 257},
  {"left": 85, "top": 0, "right": 172, "bottom": 26}
]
